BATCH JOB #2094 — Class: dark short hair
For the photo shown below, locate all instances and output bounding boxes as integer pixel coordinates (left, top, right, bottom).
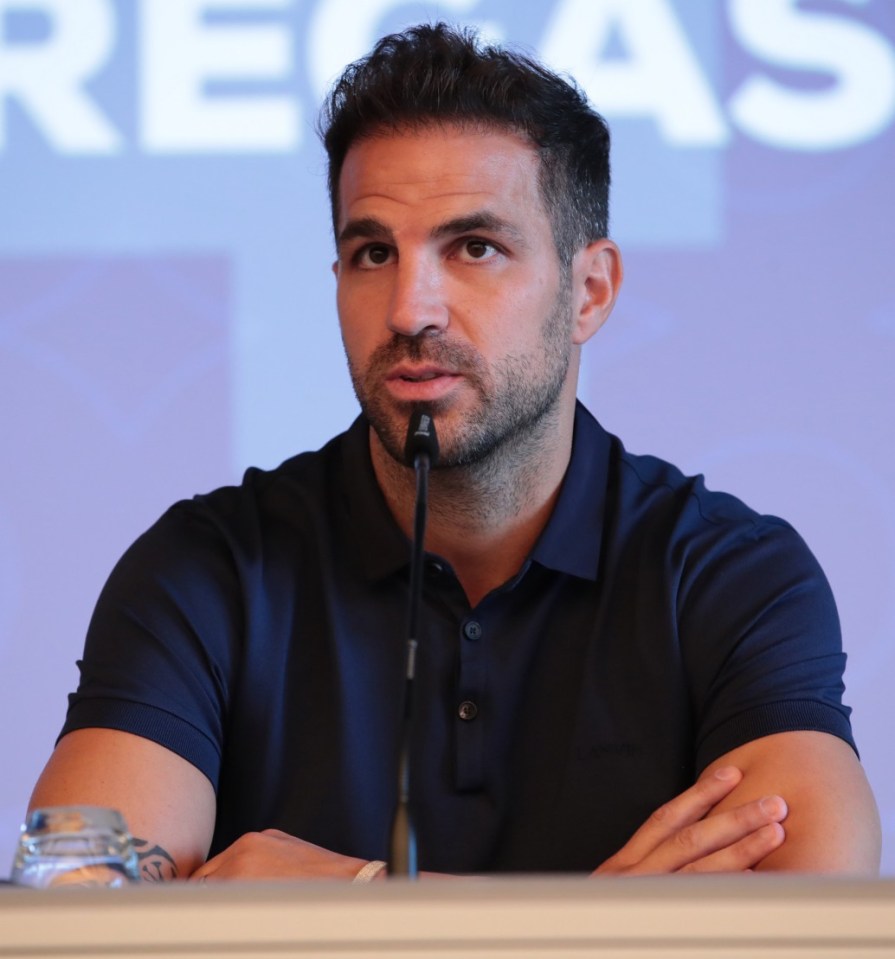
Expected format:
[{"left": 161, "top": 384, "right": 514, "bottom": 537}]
[{"left": 319, "top": 22, "right": 611, "bottom": 266}]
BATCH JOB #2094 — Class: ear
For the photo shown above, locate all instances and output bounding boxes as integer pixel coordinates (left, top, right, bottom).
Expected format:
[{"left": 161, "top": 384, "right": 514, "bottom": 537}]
[{"left": 569, "top": 239, "right": 622, "bottom": 346}]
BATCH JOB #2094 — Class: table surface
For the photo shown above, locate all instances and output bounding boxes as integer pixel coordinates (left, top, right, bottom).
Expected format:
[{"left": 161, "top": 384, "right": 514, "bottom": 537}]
[{"left": 2, "top": 874, "right": 895, "bottom": 957}]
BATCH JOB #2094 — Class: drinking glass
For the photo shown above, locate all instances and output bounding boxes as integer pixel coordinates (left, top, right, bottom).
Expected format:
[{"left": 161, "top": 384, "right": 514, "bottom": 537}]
[{"left": 10, "top": 806, "right": 140, "bottom": 888}]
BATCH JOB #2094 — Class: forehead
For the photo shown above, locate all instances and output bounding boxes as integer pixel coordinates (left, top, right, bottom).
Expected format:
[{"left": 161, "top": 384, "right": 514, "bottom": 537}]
[{"left": 336, "top": 124, "right": 548, "bottom": 231}]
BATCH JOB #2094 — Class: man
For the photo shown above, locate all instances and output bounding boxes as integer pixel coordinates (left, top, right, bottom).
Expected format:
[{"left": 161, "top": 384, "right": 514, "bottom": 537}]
[{"left": 29, "top": 24, "right": 879, "bottom": 881}]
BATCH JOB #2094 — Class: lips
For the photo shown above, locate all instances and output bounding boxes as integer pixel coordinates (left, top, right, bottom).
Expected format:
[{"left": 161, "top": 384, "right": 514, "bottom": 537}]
[
  {"left": 388, "top": 363, "right": 456, "bottom": 382},
  {"left": 385, "top": 364, "right": 462, "bottom": 401}
]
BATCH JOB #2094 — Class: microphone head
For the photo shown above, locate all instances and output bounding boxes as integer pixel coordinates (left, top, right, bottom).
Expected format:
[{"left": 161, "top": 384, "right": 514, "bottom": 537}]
[{"left": 404, "top": 410, "right": 439, "bottom": 468}]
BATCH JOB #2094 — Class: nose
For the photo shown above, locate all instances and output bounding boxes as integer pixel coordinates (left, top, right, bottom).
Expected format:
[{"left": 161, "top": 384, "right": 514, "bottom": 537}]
[{"left": 387, "top": 255, "right": 449, "bottom": 337}]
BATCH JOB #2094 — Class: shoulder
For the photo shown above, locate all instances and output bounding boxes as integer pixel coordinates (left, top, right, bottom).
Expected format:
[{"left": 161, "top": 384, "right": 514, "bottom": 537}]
[
  {"left": 575, "top": 406, "right": 839, "bottom": 646},
  {"left": 199, "top": 419, "right": 362, "bottom": 520},
  {"left": 623, "top": 447, "right": 807, "bottom": 557},
  {"left": 574, "top": 403, "right": 760, "bottom": 527},
  {"left": 98, "top": 419, "right": 369, "bottom": 605},
  {"left": 620, "top": 442, "right": 831, "bottom": 611},
  {"left": 148, "top": 418, "right": 365, "bottom": 547},
  {"left": 595, "top": 418, "right": 804, "bottom": 567},
  {"left": 564, "top": 404, "right": 827, "bottom": 600}
]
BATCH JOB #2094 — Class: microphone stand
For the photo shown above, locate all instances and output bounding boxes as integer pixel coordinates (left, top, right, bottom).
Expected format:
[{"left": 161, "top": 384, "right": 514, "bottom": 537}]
[{"left": 388, "top": 412, "right": 438, "bottom": 878}]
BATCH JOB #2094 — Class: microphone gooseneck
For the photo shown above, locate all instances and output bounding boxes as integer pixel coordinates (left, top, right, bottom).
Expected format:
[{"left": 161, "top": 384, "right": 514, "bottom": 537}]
[{"left": 388, "top": 410, "right": 438, "bottom": 878}]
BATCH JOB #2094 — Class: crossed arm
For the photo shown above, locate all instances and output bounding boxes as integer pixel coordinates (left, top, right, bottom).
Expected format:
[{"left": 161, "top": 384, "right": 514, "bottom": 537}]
[{"left": 28, "top": 725, "right": 880, "bottom": 882}]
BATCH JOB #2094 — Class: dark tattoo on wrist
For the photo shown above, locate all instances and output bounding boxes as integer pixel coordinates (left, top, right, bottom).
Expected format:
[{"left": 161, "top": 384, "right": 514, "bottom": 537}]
[{"left": 132, "top": 838, "right": 178, "bottom": 881}]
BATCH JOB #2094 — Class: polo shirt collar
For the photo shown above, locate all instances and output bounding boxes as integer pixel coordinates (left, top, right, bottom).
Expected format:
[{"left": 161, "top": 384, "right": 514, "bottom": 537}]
[
  {"left": 528, "top": 401, "right": 609, "bottom": 582},
  {"left": 342, "top": 401, "right": 610, "bottom": 584}
]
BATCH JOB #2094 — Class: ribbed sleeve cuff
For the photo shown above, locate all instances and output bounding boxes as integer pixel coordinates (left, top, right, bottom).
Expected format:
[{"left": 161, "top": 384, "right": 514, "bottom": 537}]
[
  {"left": 59, "top": 698, "right": 221, "bottom": 789},
  {"left": 696, "top": 700, "right": 857, "bottom": 773}
]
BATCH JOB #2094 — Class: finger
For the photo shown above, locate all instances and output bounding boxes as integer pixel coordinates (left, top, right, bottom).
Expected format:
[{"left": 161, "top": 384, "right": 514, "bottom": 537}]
[
  {"left": 189, "top": 859, "right": 215, "bottom": 881},
  {"left": 259, "top": 828, "right": 292, "bottom": 840},
  {"left": 606, "top": 766, "right": 744, "bottom": 868},
  {"left": 190, "top": 838, "right": 266, "bottom": 882},
  {"left": 629, "top": 795, "right": 788, "bottom": 875},
  {"left": 188, "top": 844, "right": 231, "bottom": 882},
  {"left": 678, "top": 821, "right": 785, "bottom": 874}
]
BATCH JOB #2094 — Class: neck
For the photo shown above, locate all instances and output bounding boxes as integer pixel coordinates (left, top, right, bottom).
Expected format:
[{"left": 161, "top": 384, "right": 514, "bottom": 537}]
[{"left": 371, "top": 396, "right": 576, "bottom": 607}]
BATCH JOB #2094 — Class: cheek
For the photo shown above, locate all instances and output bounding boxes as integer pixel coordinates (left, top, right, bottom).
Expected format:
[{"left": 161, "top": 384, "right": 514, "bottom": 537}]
[
  {"left": 337, "top": 274, "right": 388, "bottom": 332},
  {"left": 336, "top": 285, "right": 369, "bottom": 346},
  {"left": 338, "top": 311, "right": 385, "bottom": 377},
  {"left": 486, "top": 286, "right": 555, "bottom": 347},
  {"left": 338, "top": 323, "right": 367, "bottom": 366}
]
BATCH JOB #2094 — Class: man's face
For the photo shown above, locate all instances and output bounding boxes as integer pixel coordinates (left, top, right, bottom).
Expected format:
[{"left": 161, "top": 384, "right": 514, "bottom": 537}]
[{"left": 334, "top": 124, "right": 575, "bottom": 468}]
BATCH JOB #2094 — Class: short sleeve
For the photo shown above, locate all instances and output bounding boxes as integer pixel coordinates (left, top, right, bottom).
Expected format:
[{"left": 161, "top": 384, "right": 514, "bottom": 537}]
[
  {"left": 676, "top": 506, "right": 854, "bottom": 773},
  {"left": 60, "top": 500, "right": 244, "bottom": 788}
]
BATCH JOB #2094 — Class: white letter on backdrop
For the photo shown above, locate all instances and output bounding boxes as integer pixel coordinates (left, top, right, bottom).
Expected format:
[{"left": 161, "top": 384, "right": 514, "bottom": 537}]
[
  {"left": 540, "top": 0, "right": 729, "bottom": 146},
  {"left": 0, "top": 0, "right": 120, "bottom": 153},
  {"left": 729, "top": 0, "right": 895, "bottom": 150},
  {"left": 141, "top": 0, "right": 299, "bottom": 153}
]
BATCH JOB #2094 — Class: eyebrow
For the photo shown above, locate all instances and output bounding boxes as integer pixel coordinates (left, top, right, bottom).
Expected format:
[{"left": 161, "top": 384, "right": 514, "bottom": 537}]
[
  {"left": 337, "top": 210, "right": 528, "bottom": 250},
  {"left": 431, "top": 211, "right": 527, "bottom": 246},
  {"left": 337, "top": 217, "right": 393, "bottom": 248}
]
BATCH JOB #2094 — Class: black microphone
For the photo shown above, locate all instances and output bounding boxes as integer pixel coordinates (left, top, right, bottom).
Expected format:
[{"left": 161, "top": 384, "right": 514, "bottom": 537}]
[
  {"left": 404, "top": 410, "right": 439, "bottom": 469},
  {"left": 389, "top": 410, "right": 438, "bottom": 878}
]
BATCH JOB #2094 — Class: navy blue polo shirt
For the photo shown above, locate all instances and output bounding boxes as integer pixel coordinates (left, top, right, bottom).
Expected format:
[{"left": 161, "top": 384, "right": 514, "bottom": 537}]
[{"left": 63, "top": 403, "right": 854, "bottom": 873}]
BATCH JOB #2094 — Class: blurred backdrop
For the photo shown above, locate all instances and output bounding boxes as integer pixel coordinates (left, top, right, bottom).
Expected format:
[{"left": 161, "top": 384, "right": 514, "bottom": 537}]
[{"left": 1, "top": 0, "right": 894, "bottom": 872}]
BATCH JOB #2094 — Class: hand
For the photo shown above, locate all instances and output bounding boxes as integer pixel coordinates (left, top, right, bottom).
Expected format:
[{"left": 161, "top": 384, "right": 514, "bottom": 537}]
[
  {"left": 189, "top": 830, "right": 370, "bottom": 882},
  {"left": 593, "top": 766, "right": 787, "bottom": 876}
]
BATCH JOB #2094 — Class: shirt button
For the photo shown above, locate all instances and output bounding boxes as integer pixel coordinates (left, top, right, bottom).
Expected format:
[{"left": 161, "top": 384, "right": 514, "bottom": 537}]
[
  {"left": 458, "top": 700, "right": 478, "bottom": 721},
  {"left": 463, "top": 620, "right": 482, "bottom": 641}
]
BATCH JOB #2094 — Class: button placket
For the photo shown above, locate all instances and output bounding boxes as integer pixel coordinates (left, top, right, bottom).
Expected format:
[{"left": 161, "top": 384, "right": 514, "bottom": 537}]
[{"left": 455, "top": 616, "right": 486, "bottom": 789}]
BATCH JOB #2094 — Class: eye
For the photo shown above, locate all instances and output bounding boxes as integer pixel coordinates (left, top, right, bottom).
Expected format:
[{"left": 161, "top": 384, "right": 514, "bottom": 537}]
[
  {"left": 354, "top": 244, "right": 394, "bottom": 268},
  {"left": 456, "top": 238, "right": 500, "bottom": 262}
]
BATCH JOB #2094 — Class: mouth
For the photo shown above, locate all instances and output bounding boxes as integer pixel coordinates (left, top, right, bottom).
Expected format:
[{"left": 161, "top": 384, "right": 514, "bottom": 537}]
[
  {"left": 388, "top": 363, "right": 457, "bottom": 382},
  {"left": 384, "top": 365, "right": 463, "bottom": 400}
]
